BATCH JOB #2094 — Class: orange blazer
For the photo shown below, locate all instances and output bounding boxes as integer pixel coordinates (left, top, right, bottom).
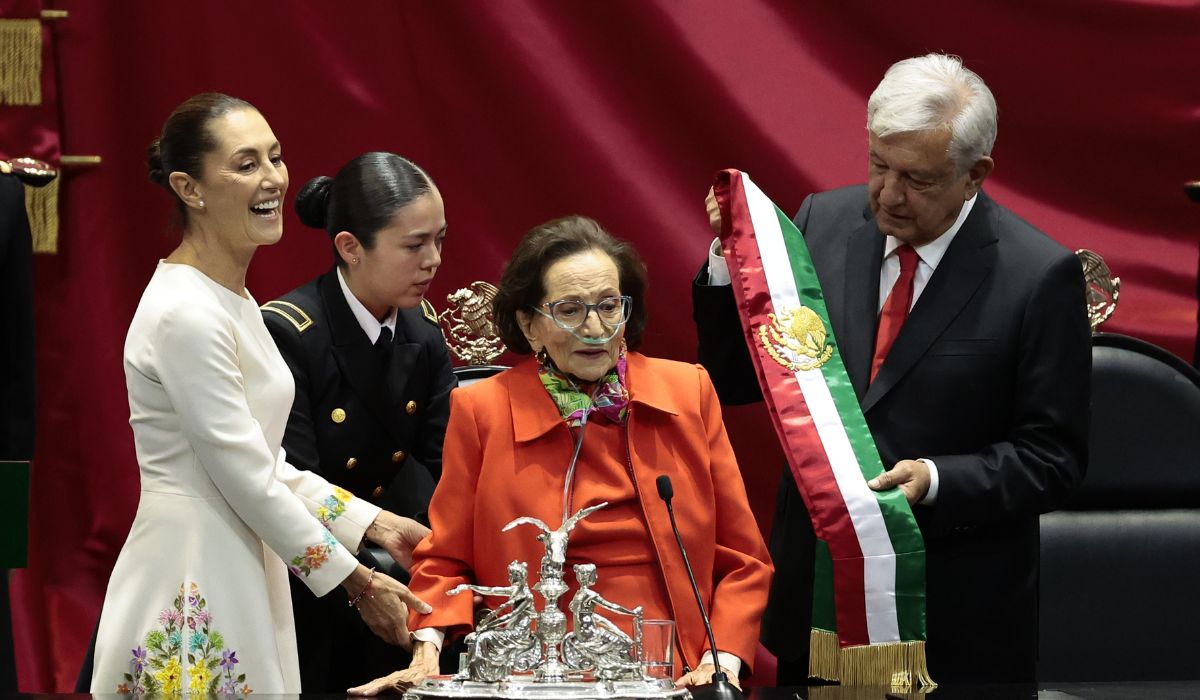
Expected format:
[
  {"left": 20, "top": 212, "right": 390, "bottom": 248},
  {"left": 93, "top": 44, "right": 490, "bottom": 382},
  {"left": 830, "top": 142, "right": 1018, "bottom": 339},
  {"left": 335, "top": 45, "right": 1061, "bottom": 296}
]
[{"left": 407, "top": 352, "right": 772, "bottom": 671}]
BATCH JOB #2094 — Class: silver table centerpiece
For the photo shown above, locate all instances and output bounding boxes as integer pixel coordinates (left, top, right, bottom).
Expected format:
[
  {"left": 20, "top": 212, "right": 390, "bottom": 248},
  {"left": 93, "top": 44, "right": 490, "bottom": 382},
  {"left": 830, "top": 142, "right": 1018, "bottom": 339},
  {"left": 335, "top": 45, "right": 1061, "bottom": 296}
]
[{"left": 405, "top": 503, "right": 690, "bottom": 700}]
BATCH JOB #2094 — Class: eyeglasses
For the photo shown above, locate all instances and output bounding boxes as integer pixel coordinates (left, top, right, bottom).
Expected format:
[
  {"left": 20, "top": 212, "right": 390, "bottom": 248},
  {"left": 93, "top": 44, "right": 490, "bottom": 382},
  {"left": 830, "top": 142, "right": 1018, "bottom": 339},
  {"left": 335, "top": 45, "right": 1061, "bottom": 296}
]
[{"left": 535, "top": 295, "right": 632, "bottom": 330}]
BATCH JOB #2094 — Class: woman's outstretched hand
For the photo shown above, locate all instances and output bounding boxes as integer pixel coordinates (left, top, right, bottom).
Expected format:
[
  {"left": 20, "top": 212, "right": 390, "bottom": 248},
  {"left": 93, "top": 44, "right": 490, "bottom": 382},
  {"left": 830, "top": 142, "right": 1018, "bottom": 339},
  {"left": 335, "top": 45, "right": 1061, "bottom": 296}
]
[
  {"left": 366, "top": 510, "right": 431, "bottom": 569},
  {"left": 343, "top": 566, "right": 432, "bottom": 649},
  {"left": 348, "top": 639, "right": 440, "bottom": 695}
]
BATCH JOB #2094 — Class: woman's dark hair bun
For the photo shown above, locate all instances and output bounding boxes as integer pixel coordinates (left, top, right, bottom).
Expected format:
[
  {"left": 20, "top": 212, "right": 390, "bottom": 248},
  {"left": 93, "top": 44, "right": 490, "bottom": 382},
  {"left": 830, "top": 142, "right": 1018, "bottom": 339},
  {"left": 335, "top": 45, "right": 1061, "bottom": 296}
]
[
  {"left": 295, "top": 175, "right": 334, "bottom": 229},
  {"left": 146, "top": 138, "right": 167, "bottom": 188},
  {"left": 307, "top": 152, "right": 434, "bottom": 267}
]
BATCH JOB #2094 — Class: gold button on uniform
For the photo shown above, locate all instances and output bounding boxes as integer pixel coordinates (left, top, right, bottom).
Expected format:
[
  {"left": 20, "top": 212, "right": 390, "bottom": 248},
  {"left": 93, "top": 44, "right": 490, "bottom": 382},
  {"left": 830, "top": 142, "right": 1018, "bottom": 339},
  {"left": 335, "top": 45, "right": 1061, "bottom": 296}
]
[
  {"left": 391, "top": 450, "right": 406, "bottom": 463},
  {"left": 345, "top": 457, "right": 358, "bottom": 470},
  {"left": 405, "top": 400, "right": 417, "bottom": 415},
  {"left": 331, "top": 408, "right": 346, "bottom": 424},
  {"left": 372, "top": 486, "right": 384, "bottom": 498}
]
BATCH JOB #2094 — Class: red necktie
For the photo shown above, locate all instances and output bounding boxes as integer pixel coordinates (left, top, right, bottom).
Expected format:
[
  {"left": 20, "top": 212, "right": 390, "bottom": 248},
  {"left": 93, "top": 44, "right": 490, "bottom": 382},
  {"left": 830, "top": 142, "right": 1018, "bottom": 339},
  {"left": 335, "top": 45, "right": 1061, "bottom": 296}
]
[{"left": 870, "top": 244, "right": 919, "bottom": 382}]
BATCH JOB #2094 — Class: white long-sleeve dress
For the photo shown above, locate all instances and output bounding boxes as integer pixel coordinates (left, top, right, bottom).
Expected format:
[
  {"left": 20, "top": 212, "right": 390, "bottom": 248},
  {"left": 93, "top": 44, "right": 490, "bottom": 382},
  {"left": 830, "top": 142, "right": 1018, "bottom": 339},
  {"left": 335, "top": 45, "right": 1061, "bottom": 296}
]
[{"left": 91, "top": 262, "right": 383, "bottom": 695}]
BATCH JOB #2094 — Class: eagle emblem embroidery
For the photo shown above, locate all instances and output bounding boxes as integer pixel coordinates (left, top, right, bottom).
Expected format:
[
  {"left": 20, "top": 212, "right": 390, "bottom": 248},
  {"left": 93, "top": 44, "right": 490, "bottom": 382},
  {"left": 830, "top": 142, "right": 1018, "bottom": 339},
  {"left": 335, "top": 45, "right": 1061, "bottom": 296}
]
[{"left": 757, "top": 304, "right": 834, "bottom": 372}]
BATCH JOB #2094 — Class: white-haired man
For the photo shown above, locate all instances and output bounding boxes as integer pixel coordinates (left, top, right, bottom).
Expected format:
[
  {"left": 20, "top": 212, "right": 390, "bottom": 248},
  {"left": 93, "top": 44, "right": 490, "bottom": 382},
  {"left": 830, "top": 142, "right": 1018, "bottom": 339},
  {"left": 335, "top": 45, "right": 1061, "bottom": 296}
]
[{"left": 693, "top": 54, "right": 1090, "bottom": 683}]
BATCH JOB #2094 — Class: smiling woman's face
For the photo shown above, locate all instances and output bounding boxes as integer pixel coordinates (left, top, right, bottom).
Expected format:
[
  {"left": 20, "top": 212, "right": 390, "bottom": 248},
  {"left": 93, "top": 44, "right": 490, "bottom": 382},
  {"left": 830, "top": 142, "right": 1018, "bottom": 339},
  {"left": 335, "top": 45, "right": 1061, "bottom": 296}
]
[
  {"left": 192, "top": 108, "right": 288, "bottom": 247},
  {"left": 518, "top": 249, "right": 625, "bottom": 382}
]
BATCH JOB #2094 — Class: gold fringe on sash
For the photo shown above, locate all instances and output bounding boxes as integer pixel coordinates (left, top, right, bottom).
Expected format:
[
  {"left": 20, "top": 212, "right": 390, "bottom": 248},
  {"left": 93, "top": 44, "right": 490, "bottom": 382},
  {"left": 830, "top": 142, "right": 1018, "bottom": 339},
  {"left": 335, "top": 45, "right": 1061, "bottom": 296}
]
[
  {"left": 25, "top": 178, "right": 59, "bottom": 253},
  {"left": 0, "top": 19, "right": 42, "bottom": 105},
  {"left": 808, "top": 628, "right": 936, "bottom": 691},
  {"left": 808, "top": 628, "right": 842, "bottom": 681}
]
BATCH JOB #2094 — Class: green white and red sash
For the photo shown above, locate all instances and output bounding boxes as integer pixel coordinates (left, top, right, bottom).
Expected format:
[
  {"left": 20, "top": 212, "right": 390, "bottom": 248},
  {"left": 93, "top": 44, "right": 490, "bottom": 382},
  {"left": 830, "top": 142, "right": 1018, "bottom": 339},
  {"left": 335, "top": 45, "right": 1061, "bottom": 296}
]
[{"left": 712, "top": 169, "right": 933, "bottom": 688}]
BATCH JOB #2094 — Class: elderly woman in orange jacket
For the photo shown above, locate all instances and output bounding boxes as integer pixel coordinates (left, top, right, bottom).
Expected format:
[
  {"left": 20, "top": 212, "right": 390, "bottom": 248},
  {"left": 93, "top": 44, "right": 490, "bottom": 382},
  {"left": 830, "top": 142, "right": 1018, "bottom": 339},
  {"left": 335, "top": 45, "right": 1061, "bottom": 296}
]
[{"left": 352, "top": 215, "right": 772, "bottom": 694}]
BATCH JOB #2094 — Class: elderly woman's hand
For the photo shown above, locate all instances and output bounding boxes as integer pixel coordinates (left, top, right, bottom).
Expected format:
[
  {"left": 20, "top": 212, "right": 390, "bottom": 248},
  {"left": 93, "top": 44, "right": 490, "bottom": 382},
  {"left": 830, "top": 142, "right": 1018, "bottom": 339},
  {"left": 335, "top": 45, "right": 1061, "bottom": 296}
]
[
  {"left": 674, "top": 663, "right": 741, "bottom": 689},
  {"left": 344, "top": 566, "right": 432, "bottom": 649},
  {"left": 348, "top": 640, "right": 440, "bottom": 695},
  {"left": 365, "top": 510, "right": 431, "bottom": 570}
]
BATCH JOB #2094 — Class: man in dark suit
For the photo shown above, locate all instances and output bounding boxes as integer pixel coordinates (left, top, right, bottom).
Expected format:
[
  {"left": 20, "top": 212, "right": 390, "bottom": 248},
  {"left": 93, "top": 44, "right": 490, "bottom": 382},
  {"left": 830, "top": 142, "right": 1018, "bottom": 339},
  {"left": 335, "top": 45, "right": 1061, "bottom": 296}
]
[
  {"left": 0, "top": 174, "right": 35, "bottom": 470},
  {"left": 0, "top": 170, "right": 36, "bottom": 693},
  {"left": 263, "top": 270, "right": 455, "bottom": 690},
  {"left": 693, "top": 54, "right": 1090, "bottom": 684}
]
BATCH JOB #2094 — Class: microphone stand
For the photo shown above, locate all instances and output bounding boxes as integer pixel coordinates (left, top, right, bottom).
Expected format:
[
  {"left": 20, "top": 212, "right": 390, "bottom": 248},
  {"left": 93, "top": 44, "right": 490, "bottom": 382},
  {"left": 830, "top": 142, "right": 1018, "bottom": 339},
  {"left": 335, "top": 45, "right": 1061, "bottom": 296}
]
[{"left": 657, "top": 476, "right": 744, "bottom": 700}]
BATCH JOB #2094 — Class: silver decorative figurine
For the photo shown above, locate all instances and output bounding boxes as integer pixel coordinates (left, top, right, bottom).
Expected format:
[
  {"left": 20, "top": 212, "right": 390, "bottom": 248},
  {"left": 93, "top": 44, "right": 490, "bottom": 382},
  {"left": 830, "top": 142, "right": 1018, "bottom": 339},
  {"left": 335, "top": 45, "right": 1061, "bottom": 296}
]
[
  {"left": 563, "top": 563, "right": 644, "bottom": 680},
  {"left": 404, "top": 503, "right": 690, "bottom": 700},
  {"left": 449, "top": 561, "right": 540, "bottom": 682}
]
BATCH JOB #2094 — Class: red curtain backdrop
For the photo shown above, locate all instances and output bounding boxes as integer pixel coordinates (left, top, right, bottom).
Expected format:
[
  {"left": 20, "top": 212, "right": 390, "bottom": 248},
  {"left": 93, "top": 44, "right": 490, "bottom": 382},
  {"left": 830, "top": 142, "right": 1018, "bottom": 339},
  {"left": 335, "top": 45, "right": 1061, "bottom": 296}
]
[
  {"left": 11, "top": 0, "right": 1198, "bottom": 690},
  {"left": 0, "top": 0, "right": 61, "bottom": 165}
]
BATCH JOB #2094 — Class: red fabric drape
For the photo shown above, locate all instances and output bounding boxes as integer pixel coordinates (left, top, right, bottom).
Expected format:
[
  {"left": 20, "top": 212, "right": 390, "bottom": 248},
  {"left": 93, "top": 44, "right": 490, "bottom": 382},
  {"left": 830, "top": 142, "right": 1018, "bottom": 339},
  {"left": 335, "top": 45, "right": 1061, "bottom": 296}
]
[
  {"left": 12, "top": 0, "right": 1199, "bottom": 690},
  {"left": 0, "top": 0, "right": 61, "bottom": 165}
]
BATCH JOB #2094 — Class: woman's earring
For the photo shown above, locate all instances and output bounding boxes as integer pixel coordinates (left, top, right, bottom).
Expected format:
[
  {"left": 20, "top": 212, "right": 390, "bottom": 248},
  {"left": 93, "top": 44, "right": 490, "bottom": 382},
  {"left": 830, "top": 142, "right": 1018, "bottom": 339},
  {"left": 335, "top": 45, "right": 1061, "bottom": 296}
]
[
  {"left": 536, "top": 348, "right": 550, "bottom": 368},
  {"left": 352, "top": 257, "right": 359, "bottom": 264},
  {"left": 198, "top": 200, "right": 205, "bottom": 208}
]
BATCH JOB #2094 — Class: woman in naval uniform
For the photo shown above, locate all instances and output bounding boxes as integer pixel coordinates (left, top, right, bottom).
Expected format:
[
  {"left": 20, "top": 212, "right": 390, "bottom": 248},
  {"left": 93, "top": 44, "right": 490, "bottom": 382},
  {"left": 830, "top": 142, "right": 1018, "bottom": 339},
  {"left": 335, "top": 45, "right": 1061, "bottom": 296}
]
[{"left": 261, "top": 152, "right": 456, "bottom": 691}]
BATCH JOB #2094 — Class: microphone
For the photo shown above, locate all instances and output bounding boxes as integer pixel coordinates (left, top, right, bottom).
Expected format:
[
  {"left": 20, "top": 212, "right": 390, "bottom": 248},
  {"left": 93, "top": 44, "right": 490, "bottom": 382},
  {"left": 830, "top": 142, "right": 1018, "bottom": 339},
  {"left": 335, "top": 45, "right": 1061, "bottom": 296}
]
[{"left": 655, "top": 475, "right": 744, "bottom": 700}]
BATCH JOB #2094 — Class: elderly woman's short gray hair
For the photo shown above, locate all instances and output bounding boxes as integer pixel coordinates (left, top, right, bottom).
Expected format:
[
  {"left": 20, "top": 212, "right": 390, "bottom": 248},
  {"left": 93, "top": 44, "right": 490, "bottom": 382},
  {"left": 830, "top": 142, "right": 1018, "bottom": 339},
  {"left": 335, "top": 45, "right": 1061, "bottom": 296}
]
[{"left": 867, "top": 53, "right": 997, "bottom": 173}]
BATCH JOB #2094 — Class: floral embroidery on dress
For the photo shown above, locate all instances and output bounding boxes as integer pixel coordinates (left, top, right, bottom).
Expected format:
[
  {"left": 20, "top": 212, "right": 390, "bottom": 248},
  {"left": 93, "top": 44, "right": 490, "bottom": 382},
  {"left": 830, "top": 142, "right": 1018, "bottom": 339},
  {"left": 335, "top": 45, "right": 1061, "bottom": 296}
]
[
  {"left": 119, "top": 582, "right": 251, "bottom": 696},
  {"left": 288, "top": 528, "right": 338, "bottom": 577},
  {"left": 315, "top": 486, "right": 353, "bottom": 529}
]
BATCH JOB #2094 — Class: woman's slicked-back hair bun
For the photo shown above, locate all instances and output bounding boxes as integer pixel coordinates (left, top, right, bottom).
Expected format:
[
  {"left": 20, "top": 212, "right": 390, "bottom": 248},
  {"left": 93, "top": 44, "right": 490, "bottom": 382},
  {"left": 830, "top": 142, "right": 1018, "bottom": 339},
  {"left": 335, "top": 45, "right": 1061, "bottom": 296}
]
[
  {"left": 294, "top": 176, "right": 335, "bottom": 230},
  {"left": 148, "top": 92, "right": 257, "bottom": 221},
  {"left": 292, "top": 151, "right": 435, "bottom": 267},
  {"left": 147, "top": 141, "right": 168, "bottom": 188}
]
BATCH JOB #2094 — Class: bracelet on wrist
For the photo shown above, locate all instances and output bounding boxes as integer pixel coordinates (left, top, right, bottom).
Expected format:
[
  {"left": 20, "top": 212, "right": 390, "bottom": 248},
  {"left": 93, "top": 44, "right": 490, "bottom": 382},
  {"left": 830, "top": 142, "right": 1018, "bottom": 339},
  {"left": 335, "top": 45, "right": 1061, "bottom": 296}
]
[{"left": 348, "top": 567, "right": 376, "bottom": 608}]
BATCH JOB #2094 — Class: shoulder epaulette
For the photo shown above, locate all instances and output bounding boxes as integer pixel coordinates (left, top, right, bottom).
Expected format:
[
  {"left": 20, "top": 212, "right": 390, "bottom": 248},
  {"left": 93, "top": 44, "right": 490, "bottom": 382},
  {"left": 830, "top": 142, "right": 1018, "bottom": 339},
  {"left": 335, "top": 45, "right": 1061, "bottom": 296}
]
[
  {"left": 420, "top": 298, "right": 439, "bottom": 326},
  {"left": 261, "top": 300, "right": 314, "bottom": 333}
]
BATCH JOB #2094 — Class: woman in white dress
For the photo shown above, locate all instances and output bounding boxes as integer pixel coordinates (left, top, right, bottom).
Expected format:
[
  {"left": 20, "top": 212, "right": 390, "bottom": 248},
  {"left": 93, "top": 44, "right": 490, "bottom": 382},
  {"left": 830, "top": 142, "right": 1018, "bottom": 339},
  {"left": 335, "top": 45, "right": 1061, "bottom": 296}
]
[{"left": 91, "top": 93, "right": 432, "bottom": 695}]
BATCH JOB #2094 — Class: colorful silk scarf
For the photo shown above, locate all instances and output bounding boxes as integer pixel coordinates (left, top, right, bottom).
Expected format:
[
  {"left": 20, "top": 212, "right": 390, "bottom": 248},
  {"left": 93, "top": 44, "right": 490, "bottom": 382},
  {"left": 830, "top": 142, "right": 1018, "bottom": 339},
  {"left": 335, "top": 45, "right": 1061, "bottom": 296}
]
[{"left": 537, "top": 344, "right": 630, "bottom": 427}]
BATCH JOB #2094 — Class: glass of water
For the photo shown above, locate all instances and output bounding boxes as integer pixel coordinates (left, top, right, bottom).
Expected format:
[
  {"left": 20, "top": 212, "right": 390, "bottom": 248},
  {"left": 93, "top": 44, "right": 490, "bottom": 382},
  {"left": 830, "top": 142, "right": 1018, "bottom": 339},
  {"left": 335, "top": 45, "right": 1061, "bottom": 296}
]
[{"left": 639, "top": 619, "right": 675, "bottom": 679}]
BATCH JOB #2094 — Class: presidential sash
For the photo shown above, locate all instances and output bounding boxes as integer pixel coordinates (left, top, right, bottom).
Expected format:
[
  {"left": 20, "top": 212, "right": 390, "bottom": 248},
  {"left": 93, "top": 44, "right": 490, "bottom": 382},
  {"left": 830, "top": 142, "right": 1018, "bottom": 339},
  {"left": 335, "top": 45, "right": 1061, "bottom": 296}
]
[{"left": 712, "top": 169, "right": 933, "bottom": 689}]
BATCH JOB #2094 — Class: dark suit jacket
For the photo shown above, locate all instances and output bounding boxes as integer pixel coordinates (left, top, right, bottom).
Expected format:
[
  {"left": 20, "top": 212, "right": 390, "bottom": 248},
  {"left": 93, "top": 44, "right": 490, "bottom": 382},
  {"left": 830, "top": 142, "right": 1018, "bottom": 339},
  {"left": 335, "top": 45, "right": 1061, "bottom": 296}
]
[
  {"left": 0, "top": 175, "right": 35, "bottom": 461},
  {"left": 0, "top": 174, "right": 34, "bottom": 693},
  {"left": 262, "top": 268, "right": 456, "bottom": 690},
  {"left": 693, "top": 185, "right": 1090, "bottom": 683}
]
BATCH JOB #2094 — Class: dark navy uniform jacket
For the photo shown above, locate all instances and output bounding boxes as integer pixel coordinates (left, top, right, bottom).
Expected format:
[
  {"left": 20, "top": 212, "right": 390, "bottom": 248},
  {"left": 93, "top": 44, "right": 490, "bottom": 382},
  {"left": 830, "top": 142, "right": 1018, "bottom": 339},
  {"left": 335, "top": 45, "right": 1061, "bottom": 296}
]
[
  {"left": 262, "top": 268, "right": 456, "bottom": 691},
  {"left": 263, "top": 268, "right": 455, "bottom": 524}
]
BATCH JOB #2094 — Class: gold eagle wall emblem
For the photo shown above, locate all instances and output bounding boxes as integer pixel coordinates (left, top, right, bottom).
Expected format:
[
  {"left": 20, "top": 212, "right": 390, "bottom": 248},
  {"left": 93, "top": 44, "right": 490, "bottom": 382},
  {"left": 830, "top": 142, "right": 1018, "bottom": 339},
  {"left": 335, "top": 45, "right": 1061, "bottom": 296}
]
[
  {"left": 438, "top": 281, "right": 507, "bottom": 365},
  {"left": 758, "top": 304, "right": 834, "bottom": 372}
]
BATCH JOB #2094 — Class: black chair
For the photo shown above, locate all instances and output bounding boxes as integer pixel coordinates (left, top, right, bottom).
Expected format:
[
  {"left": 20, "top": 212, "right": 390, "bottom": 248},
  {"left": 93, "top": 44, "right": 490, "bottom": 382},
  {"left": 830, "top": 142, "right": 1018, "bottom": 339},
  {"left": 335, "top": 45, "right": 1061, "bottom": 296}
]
[
  {"left": 1038, "top": 333, "right": 1200, "bottom": 681},
  {"left": 452, "top": 364, "right": 509, "bottom": 387}
]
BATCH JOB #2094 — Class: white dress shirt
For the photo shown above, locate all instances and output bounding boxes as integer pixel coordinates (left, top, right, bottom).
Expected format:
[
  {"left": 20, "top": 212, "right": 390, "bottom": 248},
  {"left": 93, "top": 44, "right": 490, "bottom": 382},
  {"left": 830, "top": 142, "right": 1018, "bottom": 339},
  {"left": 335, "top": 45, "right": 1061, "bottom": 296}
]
[
  {"left": 337, "top": 266, "right": 397, "bottom": 342},
  {"left": 876, "top": 195, "right": 975, "bottom": 313}
]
